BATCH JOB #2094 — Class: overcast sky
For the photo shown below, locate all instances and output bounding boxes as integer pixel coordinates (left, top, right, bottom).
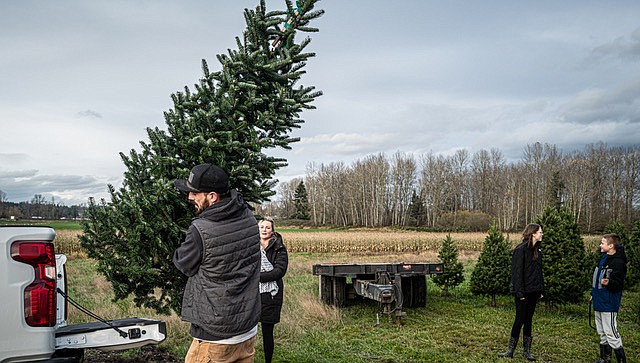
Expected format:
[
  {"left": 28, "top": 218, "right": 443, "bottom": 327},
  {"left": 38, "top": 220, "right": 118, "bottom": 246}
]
[{"left": 1, "top": 1, "right": 639, "bottom": 205}]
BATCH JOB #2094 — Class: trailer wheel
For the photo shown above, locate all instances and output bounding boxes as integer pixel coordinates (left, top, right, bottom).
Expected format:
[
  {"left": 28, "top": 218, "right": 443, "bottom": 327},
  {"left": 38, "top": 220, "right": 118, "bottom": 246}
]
[
  {"left": 412, "top": 275, "right": 427, "bottom": 307},
  {"left": 400, "top": 276, "right": 412, "bottom": 307},
  {"left": 401, "top": 276, "right": 427, "bottom": 307},
  {"left": 332, "top": 277, "right": 347, "bottom": 307},
  {"left": 319, "top": 275, "right": 333, "bottom": 305}
]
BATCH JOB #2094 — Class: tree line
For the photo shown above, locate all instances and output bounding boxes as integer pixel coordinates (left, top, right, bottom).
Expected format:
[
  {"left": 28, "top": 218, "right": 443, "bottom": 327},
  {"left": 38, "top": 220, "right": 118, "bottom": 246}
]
[
  {"left": 0, "top": 191, "right": 85, "bottom": 220},
  {"left": 265, "top": 142, "right": 640, "bottom": 232}
]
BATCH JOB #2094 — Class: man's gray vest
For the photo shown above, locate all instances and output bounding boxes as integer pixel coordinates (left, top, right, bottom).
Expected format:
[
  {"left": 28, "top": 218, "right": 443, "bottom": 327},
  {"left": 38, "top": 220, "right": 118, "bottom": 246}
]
[{"left": 180, "top": 194, "right": 260, "bottom": 339}]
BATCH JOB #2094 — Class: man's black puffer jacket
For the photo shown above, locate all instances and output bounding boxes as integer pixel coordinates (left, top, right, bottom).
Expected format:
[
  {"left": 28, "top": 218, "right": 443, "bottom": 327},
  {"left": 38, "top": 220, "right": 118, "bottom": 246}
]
[{"left": 178, "top": 190, "right": 261, "bottom": 340}]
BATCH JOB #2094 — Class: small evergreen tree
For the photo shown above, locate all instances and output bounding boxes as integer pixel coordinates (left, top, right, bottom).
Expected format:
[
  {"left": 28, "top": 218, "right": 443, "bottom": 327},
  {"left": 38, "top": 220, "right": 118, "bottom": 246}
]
[
  {"left": 535, "top": 207, "right": 589, "bottom": 305},
  {"left": 626, "top": 219, "right": 640, "bottom": 288},
  {"left": 80, "top": 0, "right": 323, "bottom": 314},
  {"left": 432, "top": 234, "right": 465, "bottom": 296},
  {"left": 546, "top": 170, "right": 565, "bottom": 209},
  {"left": 293, "top": 180, "right": 310, "bottom": 220},
  {"left": 408, "top": 190, "right": 424, "bottom": 226},
  {"left": 470, "top": 222, "right": 511, "bottom": 307}
]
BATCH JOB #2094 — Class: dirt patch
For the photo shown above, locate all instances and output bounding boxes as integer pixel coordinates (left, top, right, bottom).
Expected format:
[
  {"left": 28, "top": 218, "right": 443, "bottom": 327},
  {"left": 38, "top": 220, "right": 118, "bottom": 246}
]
[{"left": 84, "top": 345, "right": 181, "bottom": 363}]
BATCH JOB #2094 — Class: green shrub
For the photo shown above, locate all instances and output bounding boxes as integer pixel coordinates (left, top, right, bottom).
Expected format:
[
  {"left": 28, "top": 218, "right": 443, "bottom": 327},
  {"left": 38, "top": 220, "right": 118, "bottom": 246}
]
[
  {"left": 470, "top": 222, "right": 511, "bottom": 306},
  {"left": 432, "top": 234, "right": 465, "bottom": 296},
  {"left": 436, "top": 210, "right": 493, "bottom": 232},
  {"left": 536, "top": 207, "right": 589, "bottom": 305},
  {"left": 627, "top": 219, "right": 640, "bottom": 288}
]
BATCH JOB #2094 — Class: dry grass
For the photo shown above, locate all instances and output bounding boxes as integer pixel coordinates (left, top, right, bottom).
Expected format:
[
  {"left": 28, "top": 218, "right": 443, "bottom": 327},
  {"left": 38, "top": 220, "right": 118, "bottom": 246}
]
[
  {"left": 54, "top": 229, "right": 86, "bottom": 258},
  {"left": 283, "top": 290, "right": 342, "bottom": 327},
  {"left": 582, "top": 234, "right": 603, "bottom": 251}
]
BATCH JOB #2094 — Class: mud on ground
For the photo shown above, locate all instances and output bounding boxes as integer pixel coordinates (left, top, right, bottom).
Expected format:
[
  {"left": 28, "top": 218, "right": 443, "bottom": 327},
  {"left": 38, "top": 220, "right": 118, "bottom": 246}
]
[{"left": 84, "top": 345, "right": 181, "bottom": 363}]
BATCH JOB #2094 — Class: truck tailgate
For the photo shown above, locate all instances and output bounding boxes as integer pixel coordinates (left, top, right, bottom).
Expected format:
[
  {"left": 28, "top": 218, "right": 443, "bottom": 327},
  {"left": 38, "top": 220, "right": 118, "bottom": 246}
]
[{"left": 55, "top": 317, "right": 166, "bottom": 352}]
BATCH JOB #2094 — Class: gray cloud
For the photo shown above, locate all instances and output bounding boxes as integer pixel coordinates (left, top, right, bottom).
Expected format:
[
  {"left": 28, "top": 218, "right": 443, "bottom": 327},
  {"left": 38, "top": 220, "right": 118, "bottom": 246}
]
[
  {"left": 590, "top": 27, "right": 640, "bottom": 62},
  {"left": 0, "top": 170, "right": 108, "bottom": 205},
  {"left": 76, "top": 109, "right": 103, "bottom": 119},
  {"left": 300, "top": 133, "right": 395, "bottom": 156},
  {"left": 0, "top": 153, "right": 30, "bottom": 164},
  {"left": 0, "top": 168, "right": 38, "bottom": 179},
  {"left": 558, "top": 80, "right": 640, "bottom": 124}
]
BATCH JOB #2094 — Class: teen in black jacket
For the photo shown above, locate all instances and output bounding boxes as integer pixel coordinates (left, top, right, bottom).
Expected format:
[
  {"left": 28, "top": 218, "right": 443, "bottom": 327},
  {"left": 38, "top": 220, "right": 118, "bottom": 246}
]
[
  {"left": 591, "top": 233, "right": 628, "bottom": 363},
  {"left": 499, "top": 223, "right": 544, "bottom": 361}
]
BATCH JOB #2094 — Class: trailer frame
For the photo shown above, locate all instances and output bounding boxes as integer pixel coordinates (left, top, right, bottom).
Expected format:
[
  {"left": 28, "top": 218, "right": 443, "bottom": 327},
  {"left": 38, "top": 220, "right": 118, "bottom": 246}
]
[{"left": 312, "top": 262, "right": 443, "bottom": 324}]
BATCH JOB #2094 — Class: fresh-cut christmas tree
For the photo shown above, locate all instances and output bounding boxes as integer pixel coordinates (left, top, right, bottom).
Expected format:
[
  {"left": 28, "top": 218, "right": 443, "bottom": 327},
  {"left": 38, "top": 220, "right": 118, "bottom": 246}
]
[{"left": 80, "top": 0, "right": 323, "bottom": 314}]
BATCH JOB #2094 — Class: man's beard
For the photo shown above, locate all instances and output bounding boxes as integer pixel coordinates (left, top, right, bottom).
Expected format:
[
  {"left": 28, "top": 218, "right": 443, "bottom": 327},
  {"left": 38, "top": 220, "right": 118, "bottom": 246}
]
[{"left": 193, "top": 199, "right": 211, "bottom": 215}]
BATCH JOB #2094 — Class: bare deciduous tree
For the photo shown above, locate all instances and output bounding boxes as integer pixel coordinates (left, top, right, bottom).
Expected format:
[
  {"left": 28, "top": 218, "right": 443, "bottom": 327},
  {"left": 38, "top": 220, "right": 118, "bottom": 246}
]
[
  {"left": 264, "top": 143, "right": 638, "bottom": 231},
  {"left": 389, "top": 151, "right": 417, "bottom": 226}
]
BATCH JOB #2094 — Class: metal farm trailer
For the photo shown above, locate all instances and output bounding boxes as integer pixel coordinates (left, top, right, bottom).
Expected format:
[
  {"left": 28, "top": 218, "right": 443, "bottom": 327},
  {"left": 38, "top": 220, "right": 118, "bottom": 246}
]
[{"left": 312, "top": 262, "right": 443, "bottom": 324}]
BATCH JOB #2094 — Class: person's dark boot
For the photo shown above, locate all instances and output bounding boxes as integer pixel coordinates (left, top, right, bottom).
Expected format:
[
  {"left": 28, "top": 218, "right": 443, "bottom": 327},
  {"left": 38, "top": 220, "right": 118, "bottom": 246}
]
[
  {"left": 594, "top": 344, "right": 612, "bottom": 363},
  {"left": 522, "top": 336, "right": 536, "bottom": 361},
  {"left": 614, "top": 347, "right": 627, "bottom": 363},
  {"left": 498, "top": 336, "right": 518, "bottom": 358}
]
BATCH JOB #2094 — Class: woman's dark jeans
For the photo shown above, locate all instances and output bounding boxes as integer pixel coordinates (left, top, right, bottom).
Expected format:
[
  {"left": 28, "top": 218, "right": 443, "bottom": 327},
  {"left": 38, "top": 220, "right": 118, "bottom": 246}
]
[{"left": 510, "top": 293, "right": 539, "bottom": 338}]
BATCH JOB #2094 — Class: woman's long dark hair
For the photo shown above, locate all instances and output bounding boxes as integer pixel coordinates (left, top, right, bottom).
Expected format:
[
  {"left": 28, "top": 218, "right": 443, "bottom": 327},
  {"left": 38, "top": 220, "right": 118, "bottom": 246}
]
[{"left": 522, "top": 223, "right": 541, "bottom": 260}]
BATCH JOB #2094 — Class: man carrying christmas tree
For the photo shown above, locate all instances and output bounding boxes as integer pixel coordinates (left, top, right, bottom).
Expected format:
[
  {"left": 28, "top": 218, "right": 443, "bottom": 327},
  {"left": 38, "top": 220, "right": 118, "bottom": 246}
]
[
  {"left": 591, "top": 233, "right": 628, "bottom": 363},
  {"left": 173, "top": 163, "right": 261, "bottom": 363}
]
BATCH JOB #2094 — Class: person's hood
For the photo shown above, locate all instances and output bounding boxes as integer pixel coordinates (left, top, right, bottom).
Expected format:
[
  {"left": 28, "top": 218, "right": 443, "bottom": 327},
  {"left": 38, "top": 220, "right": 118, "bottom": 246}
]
[
  {"left": 608, "top": 245, "right": 628, "bottom": 263},
  {"left": 265, "top": 231, "right": 283, "bottom": 251},
  {"left": 199, "top": 189, "right": 247, "bottom": 222}
]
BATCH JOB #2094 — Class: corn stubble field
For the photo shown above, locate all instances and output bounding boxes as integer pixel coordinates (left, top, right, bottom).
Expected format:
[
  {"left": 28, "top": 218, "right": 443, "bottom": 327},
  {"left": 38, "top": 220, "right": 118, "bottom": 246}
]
[
  {"left": 54, "top": 229, "right": 603, "bottom": 256},
  {"left": 55, "top": 229, "right": 637, "bottom": 362}
]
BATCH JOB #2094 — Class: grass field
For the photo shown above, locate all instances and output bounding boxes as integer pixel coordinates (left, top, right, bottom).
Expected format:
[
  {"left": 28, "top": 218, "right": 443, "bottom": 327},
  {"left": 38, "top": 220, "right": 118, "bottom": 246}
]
[
  {"left": 61, "top": 230, "right": 639, "bottom": 362},
  {"left": 0, "top": 219, "right": 83, "bottom": 230}
]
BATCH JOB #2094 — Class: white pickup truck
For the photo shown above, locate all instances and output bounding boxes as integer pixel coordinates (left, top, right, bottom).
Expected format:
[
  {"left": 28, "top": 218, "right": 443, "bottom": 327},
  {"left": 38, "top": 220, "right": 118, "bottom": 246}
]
[{"left": 0, "top": 226, "right": 166, "bottom": 363}]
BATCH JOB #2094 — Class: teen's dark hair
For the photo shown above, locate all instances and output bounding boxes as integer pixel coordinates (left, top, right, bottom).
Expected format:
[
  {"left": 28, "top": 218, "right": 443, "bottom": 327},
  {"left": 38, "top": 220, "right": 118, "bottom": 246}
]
[
  {"left": 603, "top": 233, "right": 621, "bottom": 250},
  {"left": 522, "top": 223, "right": 541, "bottom": 260}
]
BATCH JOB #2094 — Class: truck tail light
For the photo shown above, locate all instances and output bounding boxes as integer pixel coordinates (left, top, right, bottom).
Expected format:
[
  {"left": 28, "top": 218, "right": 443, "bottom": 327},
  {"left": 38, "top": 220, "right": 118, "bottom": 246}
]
[{"left": 11, "top": 241, "right": 57, "bottom": 327}]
